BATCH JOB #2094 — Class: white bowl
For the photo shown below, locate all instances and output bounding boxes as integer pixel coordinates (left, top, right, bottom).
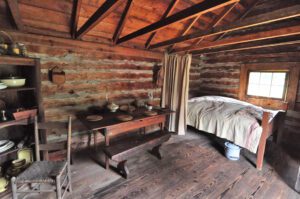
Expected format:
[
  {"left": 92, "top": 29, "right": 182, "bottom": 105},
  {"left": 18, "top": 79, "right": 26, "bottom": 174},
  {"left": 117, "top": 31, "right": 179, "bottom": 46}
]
[{"left": 1, "top": 77, "right": 25, "bottom": 87}]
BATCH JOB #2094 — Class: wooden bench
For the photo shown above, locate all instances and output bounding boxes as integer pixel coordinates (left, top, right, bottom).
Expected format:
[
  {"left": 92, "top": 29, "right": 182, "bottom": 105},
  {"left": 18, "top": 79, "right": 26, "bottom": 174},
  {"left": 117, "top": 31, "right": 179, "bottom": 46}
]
[{"left": 103, "top": 130, "right": 171, "bottom": 178}]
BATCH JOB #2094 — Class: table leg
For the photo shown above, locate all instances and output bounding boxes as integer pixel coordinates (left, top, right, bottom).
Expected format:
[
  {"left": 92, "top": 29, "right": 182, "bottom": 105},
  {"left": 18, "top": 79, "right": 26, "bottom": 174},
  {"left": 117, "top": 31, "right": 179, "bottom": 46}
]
[
  {"left": 104, "top": 129, "right": 110, "bottom": 170},
  {"left": 94, "top": 131, "right": 97, "bottom": 151}
]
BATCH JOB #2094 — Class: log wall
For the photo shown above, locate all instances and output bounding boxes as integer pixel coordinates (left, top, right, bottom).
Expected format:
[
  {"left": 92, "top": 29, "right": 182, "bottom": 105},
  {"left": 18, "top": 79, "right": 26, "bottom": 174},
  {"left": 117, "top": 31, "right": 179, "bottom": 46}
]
[
  {"left": 3, "top": 31, "right": 163, "bottom": 149},
  {"left": 189, "top": 45, "right": 300, "bottom": 111}
]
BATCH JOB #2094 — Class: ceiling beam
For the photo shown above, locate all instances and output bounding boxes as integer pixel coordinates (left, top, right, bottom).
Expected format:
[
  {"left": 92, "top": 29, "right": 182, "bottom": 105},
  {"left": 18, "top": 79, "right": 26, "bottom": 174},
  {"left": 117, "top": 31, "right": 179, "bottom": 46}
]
[
  {"left": 188, "top": 25, "right": 300, "bottom": 53},
  {"left": 116, "top": 0, "right": 239, "bottom": 45},
  {"left": 173, "top": 2, "right": 238, "bottom": 51},
  {"left": 214, "top": 0, "right": 261, "bottom": 41},
  {"left": 149, "top": 5, "right": 300, "bottom": 50},
  {"left": 192, "top": 37, "right": 300, "bottom": 55},
  {"left": 76, "top": 0, "right": 124, "bottom": 39},
  {"left": 71, "top": 0, "right": 82, "bottom": 38},
  {"left": 5, "top": 0, "right": 25, "bottom": 31},
  {"left": 145, "top": 0, "right": 180, "bottom": 49},
  {"left": 112, "top": 0, "right": 133, "bottom": 44}
]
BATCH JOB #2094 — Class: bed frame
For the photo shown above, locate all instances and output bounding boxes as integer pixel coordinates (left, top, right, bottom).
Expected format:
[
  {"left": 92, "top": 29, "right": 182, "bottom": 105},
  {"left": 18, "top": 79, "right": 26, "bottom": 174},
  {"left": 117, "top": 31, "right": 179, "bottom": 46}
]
[
  {"left": 257, "top": 111, "right": 278, "bottom": 170},
  {"left": 188, "top": 93, "right": 284, "bottom": 170}
]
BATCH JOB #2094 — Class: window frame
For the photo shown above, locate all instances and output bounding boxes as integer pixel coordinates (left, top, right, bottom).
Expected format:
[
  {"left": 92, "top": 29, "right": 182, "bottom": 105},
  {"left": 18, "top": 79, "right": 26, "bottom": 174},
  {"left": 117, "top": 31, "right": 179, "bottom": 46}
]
[
  {"left": 246, "top": 70, "right": 289, "bottom": 100},
  {"left": 239, "top": 63, "right": 300, "bottom": 110}
]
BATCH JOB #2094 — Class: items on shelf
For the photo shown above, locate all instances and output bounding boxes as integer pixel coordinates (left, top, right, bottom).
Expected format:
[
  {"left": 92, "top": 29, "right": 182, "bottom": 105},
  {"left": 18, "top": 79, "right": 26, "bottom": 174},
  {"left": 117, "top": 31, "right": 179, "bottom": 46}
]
[{"left": 0, "top": 31, "right": 27, "bottom": 57}]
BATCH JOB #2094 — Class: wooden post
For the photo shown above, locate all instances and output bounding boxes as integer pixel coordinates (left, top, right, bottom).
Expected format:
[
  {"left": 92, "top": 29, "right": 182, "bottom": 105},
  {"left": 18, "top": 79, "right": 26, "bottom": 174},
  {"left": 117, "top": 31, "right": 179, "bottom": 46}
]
[{"left": 256, "top": 111, "right": 270, "bottom": 170}]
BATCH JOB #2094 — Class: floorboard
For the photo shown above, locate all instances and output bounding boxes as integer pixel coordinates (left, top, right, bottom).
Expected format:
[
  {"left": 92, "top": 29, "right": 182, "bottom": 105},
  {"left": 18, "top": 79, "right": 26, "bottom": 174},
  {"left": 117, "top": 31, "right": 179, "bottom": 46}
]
[{"left": 1, "top": 129, "right": 298, "bottom": 199}]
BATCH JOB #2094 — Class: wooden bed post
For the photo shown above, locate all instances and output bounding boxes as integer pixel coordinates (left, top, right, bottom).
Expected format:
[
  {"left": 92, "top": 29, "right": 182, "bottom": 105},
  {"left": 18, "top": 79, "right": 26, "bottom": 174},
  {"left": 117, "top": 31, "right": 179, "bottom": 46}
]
[{"left": 256, "top": 111, "right": 270, "bottom": 170}]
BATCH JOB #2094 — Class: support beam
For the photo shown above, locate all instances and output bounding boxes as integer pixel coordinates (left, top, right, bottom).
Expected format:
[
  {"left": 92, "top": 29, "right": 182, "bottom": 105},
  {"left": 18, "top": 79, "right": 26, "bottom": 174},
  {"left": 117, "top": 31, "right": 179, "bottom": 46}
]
[
  {"left": 145, "top": 0, "right": 180, "bottom": 48},
  {"left": 71, "top": 0, "right": 82, "bottom": 38},
  {"left": 192, "top": 38, "right": 300, "bottom": 55},
  {"left": 76, "top": 0, "right": 124, "bottom": 39},
  {"left": 5, "top": 0, "right": 25, "bottom": 31},
  {"left": 113, "top": 0, "right": 133, "bottom": 44},
  {"left": 117, "top": 0, "right": 239, "bottom": 44},
  {"left": 213, "top": 0, "right": 261, "bottom": 41},
  {"left": 188, "top": 25, "right": 300, "bottom": 53},
  {"left": 149, "top": 5, "right": 300, "bottom": 50},
  {"left": 182, "top": 2, "right": 239, "bottom": 50}
]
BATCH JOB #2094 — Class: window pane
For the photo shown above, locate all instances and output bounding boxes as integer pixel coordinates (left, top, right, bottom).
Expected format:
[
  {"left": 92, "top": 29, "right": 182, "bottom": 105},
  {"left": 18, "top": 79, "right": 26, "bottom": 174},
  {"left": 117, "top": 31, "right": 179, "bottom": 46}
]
[
  {"left": 246, "top": 71, "right": 287, "bottom": 99},
  {"left": 270, "top": 85, "right": 284, "bottom": 98},
  {"left": 249, "top": 72, "right": 260, "bottom": 84},
  {"left": 260, "top": 72, "right": 272, "bottom": 85},
  {"left": 272, "top": 73, "right": 286, "bottom": 86},
  {"left": 247, "top": 84, "right": 259, "bottom": 96},
  {"left": 258, "top": 84, "right": 271, "bottom": 97}
]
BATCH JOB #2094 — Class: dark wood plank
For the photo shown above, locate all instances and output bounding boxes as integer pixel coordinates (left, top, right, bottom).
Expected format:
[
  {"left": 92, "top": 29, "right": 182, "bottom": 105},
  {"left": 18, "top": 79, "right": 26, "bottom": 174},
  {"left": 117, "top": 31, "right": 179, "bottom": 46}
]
[
  {"left": 149, "top": 4, "right": 300, "bottom": 50},
  {"left": 75, "top": 0, "right": 124, "bottom": 39},
  {"left": 117, "top": 0, "right": 239, "bottom": 44},
  {"left": 112, "top": 0, "right": 133, "bottom": 44},
  {"left": 71, "top": 0, "right": 82, "bottom": 38},
  {"left": 144, "top": 0, "right": 179, "bottom": 48},
  {"left": 5, "top": 0, "right": 25, "bottom": 31}
]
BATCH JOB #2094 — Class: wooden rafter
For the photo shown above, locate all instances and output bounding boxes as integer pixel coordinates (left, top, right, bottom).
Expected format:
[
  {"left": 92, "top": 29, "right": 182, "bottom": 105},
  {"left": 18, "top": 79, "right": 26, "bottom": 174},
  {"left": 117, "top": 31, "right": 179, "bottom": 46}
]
[
  {"left": 76, "top": 0, "right": 124, "bottom": 39},
  {"left": 213, "top": 0, "right": 261, "bottom": 41},
  {"left": 148, "top": 5, "right": 300, "bottom": 50},
  {"left": 172, "top": 2, "right": 238, "bottom": 51},
  {"left": 116, "top": 0, "right": 239, "bottom": 45},
  {"left": 188, "top": 25, "right": 300, "bottom": 53},
  {"left": 192, "top": 37, "right": 300, "bottom": 55},
  {"left": 113, "top": 0, "right": 133, "bottom": 44},
  {"left": 145, "top": 0, "right": 180, "bottom": 49},
  {"left": 71, "top": 0, "right": 82, "bottom": 38},
  {"left": 5, "top": 0, "right": 25, "bottom": 31}
]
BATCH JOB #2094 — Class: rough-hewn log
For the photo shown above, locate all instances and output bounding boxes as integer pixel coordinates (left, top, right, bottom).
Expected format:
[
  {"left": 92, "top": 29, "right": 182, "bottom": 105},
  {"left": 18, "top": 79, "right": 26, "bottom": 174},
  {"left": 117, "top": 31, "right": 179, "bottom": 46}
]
[
  {"left": 149, "top": 5, "right": 300, "bottom": 50},
  {"left": 187, "top": 25, "right": 300, "bottom": 53},
  {"left": 5, "top": 0, "right": 25, "bottom": 30},
  {"left": 76, "top": 0, "right": 124, "bottom": 39},
  {"left": 112, "top": 0, "right": 133, "bottom": 44},
  {"left": 144, "top": 0, "right": 179, "bottom": 48},
  {"left": 71, "top": 0, "right": 82, "bottom": 38},
  {"left": 117, "top": 0, "right": 239, "bottom": 44}
]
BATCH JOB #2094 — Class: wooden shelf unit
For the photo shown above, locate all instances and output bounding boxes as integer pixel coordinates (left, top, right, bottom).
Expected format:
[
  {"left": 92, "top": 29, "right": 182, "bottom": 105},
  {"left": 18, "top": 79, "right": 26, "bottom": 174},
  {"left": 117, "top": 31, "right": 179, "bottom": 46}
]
[{"left": 0, "top": 55, "right": 44, "bottom": 165}]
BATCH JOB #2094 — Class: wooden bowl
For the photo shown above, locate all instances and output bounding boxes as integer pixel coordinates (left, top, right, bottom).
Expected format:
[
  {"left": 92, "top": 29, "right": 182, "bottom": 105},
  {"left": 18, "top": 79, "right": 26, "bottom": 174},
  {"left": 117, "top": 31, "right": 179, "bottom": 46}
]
[
  {"left": 116, "top": 115, "right": 133, "bottom": 122},
  {"left": 144, "top": 111, "right": 158, "bottom": 116}
]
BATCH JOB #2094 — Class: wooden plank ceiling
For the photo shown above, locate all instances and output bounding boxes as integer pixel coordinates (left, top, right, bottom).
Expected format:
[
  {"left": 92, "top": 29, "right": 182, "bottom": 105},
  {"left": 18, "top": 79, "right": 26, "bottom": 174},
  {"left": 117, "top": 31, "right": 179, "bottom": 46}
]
[{"left": 1, "top": 0, "right": 299, "bottom": 55}]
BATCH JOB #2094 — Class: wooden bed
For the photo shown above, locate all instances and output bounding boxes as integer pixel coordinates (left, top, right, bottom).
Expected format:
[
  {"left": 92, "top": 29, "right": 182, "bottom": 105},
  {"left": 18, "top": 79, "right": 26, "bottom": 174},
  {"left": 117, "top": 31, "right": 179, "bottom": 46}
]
[{"left": 188, "top": 93, "right": 285, "bottom": 170}]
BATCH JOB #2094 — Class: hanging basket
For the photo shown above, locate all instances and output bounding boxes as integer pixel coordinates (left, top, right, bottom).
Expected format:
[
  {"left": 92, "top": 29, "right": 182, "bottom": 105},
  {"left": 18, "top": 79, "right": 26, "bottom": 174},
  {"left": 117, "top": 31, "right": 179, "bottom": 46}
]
[{"left": 49, "top": 66, "right": 66, "bottom": 85}]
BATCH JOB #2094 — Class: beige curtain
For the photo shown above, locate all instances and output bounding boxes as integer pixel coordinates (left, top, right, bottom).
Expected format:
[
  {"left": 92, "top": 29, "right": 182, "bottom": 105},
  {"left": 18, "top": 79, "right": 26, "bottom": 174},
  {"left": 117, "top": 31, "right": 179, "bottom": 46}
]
[{"left": 161, "top": 53, "right": 191, "bottom": 135}]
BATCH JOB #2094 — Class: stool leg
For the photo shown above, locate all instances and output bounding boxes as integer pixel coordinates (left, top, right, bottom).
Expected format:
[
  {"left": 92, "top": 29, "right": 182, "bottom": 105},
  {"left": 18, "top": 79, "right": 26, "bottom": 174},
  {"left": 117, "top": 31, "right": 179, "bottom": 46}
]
[
  {"left": 11, "top": 177, "right": 17, "bottom": 199},
  {"left": 56, "top": 176, "right": 62, "bottom": 199}
]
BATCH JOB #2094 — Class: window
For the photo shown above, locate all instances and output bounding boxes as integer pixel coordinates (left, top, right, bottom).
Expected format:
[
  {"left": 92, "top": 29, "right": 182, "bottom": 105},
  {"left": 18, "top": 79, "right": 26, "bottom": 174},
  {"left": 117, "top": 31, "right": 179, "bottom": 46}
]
[
  {"left": 239, "top": 63, "right": 300, "bottom": 110},
  {"left": 247, "top": 71, "right": 287, "bottom": 99}
]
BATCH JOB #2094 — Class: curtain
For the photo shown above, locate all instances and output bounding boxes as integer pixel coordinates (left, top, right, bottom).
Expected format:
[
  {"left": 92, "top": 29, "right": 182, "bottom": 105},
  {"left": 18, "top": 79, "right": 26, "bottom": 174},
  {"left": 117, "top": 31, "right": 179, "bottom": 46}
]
[{"left": 161, "top": 53, "right": 191, "bottom": 135}]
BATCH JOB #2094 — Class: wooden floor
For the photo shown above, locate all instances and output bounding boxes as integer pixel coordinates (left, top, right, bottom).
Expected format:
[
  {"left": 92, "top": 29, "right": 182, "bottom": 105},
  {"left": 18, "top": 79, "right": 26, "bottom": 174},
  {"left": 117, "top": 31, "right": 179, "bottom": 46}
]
[{"left": 3, "top": 129, "right": 299, "bottom": 199}]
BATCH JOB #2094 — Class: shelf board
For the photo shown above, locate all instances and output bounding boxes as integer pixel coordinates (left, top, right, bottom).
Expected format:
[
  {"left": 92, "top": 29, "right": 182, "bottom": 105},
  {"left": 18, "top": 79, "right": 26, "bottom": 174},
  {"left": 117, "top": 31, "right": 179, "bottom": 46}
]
[
  {"left": 0, "top": 118, "right": 31, "bottom": 129},
  {"left": 0, "top": 87, "right": 36, "bottom": 92},
  {"left": 0, "top": 147, "right": 18, "bottom": 158},
  {"left": 0, "top": 55, "right": 36, "bottom": 66}
]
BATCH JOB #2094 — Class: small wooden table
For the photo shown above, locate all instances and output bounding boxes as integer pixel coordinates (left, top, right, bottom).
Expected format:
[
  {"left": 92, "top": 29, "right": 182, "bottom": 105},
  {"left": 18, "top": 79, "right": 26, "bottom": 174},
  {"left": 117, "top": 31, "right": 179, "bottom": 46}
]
[{"left": 80, "top": 108, "right": 172, "bottom": 178}]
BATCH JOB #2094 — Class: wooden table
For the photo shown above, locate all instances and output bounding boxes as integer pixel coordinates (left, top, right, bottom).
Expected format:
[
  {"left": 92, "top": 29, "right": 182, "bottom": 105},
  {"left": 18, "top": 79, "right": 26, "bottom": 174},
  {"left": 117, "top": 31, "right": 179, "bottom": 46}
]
[{"left": 80, "top": 108, "right": 172, "bottom": 178}]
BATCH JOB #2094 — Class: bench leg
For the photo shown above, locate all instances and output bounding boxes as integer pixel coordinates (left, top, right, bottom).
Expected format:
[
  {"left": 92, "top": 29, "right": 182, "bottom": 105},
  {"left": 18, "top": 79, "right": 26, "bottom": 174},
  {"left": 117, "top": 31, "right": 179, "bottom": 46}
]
[
  {"left": 149, "top": 145, "right": 162, "bottom": 160},
  {"left": 117, "top": 160, "right": 129, "bottom": 179}
]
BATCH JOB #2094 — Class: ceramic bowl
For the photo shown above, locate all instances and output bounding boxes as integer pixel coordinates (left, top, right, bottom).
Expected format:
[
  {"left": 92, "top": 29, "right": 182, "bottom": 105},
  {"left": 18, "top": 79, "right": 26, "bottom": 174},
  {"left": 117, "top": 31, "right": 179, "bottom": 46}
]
[
  {"left": 0, "top": 177, "right": 8, "bottom": 193},
  {"left": 1, "top": 77, "right": 25, "bottom": 87},
  {"left": 12, "top": 158, "right": 26, "bottom": 168}
]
